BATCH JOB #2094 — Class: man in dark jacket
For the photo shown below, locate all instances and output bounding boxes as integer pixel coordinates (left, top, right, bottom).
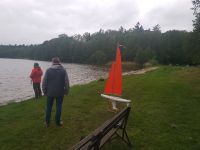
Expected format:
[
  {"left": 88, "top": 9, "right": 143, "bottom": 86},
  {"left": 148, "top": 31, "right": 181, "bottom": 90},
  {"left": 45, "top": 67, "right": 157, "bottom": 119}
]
[{"left": 42, "top": 57, "right": 70, "bottom": 127}]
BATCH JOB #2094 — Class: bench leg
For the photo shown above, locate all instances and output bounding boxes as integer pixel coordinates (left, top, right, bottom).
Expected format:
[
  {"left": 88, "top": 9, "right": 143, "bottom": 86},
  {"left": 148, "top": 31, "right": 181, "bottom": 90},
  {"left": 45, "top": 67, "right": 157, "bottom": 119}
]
[
  {"left": 122, "top": 130, "right": 132, "bottom": 147},
  {"left": 114, "top": 130, "right": 131, "bottom": 147},
  {"left": 115, "top": 117, "right": 132, "bottom": 147}
]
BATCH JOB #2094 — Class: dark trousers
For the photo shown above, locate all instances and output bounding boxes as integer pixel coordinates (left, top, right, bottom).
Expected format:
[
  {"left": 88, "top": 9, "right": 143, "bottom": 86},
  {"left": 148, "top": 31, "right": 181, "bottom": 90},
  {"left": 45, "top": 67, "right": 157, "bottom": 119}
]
[
  {"left": 45, "top": 96, "right": 63, "bottom": 125},
  {"left": 33, "top": 83, "right": 42, "bottom": 98}
]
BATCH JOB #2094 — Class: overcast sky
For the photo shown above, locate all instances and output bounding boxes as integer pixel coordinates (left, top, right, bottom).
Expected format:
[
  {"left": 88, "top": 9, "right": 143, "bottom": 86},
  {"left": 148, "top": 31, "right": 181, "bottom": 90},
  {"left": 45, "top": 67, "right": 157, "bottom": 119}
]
[{"left": 0, "top": 0, "right": 194, "bottom": 45}]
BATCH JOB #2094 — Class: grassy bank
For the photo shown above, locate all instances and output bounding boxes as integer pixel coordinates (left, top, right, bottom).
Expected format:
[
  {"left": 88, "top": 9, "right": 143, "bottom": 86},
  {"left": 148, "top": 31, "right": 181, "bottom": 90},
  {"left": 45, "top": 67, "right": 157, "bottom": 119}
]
[{"left": 0, "top": 66, "right": 200, "bottom": 150}]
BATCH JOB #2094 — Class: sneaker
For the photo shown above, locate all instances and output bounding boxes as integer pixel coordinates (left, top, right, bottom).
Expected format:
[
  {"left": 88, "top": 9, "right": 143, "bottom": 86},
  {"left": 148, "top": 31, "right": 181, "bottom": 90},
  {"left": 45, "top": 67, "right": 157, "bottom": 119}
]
[{"left": 56, "top": 121, "right": 63, "bottom": 126}]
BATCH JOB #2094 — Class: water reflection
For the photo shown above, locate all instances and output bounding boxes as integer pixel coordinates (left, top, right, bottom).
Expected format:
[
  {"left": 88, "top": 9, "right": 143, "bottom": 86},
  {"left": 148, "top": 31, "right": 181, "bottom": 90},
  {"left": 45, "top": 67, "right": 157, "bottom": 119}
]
[{"left": 0, "top": 58, "right": 107, "bottom": 105}]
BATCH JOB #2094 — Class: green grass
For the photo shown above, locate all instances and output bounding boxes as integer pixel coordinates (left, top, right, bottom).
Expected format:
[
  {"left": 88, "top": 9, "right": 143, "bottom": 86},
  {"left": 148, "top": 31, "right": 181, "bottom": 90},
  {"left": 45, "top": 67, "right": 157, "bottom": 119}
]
[{"left": 0, "top": 66, "right": 200, "bottom": 150}]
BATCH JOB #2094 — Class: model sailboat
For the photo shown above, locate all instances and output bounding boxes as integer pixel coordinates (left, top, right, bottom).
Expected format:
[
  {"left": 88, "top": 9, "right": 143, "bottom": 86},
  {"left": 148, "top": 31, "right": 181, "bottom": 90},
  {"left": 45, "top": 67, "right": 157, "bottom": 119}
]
[{"left": 101, "top": 45, "right": 131, "bottom": 111}]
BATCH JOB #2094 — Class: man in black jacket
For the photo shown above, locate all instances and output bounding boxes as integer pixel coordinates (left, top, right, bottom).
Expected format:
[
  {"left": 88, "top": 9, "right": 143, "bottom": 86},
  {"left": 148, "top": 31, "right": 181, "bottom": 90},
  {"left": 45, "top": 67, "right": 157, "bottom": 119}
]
[{"left": 42, "top": 57, "right": 70, "bottom": 127}]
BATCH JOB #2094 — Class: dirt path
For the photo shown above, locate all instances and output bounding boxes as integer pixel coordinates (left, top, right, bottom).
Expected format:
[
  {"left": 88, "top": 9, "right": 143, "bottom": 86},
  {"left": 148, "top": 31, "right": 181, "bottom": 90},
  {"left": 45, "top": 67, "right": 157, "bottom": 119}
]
[{"left": 123, "top": 66, "right": 159, "bottom": 76}]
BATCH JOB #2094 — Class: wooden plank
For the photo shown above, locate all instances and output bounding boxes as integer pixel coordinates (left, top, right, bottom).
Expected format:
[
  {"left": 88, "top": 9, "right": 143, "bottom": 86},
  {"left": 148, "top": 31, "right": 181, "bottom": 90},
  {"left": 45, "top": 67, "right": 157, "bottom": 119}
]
[
  {"left": 70, "top": 135, "right": 93, "bottom": 150},
  {"left": 70, "top": 107, "right": 131, "bottom": 150},
  {"left": 99, "top": 128, "right": 118, "bottom": 147}
]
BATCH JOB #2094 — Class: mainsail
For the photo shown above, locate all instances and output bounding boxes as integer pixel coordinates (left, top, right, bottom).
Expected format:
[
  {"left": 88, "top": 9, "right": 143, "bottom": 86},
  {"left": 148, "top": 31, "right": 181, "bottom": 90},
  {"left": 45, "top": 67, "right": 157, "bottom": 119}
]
[{"left": 104, "top": 47, "right": 122, "bottom": 96}]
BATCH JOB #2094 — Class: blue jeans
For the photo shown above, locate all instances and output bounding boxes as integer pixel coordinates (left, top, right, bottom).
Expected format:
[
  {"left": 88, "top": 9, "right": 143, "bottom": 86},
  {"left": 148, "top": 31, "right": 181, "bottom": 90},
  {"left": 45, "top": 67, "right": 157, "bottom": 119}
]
[{"left": 45, "top": 96, "right": 63, "bottom": 125}]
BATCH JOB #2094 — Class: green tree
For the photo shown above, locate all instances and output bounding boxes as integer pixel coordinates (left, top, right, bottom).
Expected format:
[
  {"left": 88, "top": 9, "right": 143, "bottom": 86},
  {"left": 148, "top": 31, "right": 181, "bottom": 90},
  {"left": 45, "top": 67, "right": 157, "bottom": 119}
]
[
  {"left": 135, "top": 48, "right": 152, "bottom": 67},
  {"left": 152, "top": 24, "right": 161, "bottom": 33},
  {"left": 192, "top": 0, "right": 200, "bottom": 32},
  {"left": 191, "top": 0, "right": 200, "bottom": 64},
  {"left": 88, "top": 51, "right": 107, "bottom": 65},
  {"left": 134, "top": 22, "right": 144, "bottom": 32}
]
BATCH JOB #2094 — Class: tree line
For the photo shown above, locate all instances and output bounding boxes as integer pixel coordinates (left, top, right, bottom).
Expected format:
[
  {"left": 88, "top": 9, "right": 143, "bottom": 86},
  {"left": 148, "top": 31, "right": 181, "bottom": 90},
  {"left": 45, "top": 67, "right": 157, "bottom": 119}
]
[{"left": 0, "top": 0, "right": 199, "bottom": 66}]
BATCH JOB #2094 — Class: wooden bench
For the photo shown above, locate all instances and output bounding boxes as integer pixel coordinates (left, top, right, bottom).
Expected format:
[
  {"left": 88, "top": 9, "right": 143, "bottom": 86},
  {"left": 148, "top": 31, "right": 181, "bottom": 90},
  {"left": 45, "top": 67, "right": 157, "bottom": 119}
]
[{"left": 70, "top": 107, "right": 132, "bottom": 150}]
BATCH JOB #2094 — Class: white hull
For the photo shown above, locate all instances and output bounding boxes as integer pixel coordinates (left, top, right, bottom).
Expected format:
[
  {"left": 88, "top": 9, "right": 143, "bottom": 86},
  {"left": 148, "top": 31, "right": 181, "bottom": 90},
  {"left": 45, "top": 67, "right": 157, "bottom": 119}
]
[{"left": 101, "top": 94, "right": 131, "bottom": 110}]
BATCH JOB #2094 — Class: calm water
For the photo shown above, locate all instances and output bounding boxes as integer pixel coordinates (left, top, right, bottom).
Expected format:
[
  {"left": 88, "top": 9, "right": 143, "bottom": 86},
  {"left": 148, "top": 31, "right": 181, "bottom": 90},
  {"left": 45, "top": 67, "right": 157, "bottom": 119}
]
[{"left": 0, "top": 58, "right": 107, "bottom": 105}]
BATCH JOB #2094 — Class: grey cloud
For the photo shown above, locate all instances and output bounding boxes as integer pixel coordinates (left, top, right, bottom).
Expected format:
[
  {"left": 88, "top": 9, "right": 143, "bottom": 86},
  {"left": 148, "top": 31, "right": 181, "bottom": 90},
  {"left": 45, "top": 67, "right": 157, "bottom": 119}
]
[
  {"left": 0, "top": 0, "right": 194, "bottom": 44},
  {"left": 141, "top": 0, "right": 194, "bottom": 32}
]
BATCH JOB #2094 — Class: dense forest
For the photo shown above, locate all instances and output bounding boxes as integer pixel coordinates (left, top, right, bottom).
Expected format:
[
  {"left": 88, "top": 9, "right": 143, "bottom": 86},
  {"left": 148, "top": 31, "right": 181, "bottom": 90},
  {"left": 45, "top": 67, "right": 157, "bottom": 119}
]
[{"left": 0, "top": 0, "right": 199, "bottom": 66}]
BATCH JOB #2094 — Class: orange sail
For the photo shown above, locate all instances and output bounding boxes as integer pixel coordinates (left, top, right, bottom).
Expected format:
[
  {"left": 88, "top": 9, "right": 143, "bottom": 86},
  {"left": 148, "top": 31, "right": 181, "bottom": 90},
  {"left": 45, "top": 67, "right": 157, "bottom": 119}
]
[
  {"left": 104, "top": 47, "right": 122, "bottom": 96},
  {"left": 113, "top": 47, "right": 122, "bottom": 95},
  {"left": 104, "top": 62, "right": 115, "bottom": 95}
]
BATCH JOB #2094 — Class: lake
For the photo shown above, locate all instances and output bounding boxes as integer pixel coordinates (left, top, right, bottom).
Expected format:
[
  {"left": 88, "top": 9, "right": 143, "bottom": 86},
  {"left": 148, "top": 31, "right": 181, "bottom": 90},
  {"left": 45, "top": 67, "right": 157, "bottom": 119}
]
[{"left": 0, "top": 58, "right": 107, "bottom": 105}]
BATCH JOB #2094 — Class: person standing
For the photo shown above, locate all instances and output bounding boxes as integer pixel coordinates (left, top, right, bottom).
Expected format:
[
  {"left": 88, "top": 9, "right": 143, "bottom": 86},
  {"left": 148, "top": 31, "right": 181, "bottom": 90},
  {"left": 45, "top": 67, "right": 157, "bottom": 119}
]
[
  {"left": 30, "top": 62, "right": 43, "bottom": 99},
  {"left": 42, "top": 57, "right": 70, "bottom": 127}
]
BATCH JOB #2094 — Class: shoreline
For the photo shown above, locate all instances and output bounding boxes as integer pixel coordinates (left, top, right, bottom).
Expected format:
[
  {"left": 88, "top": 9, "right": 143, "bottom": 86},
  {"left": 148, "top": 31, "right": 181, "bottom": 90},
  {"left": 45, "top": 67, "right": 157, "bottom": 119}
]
[{"left": 0, "top": 66, "right": 159, "bottom": 107}]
